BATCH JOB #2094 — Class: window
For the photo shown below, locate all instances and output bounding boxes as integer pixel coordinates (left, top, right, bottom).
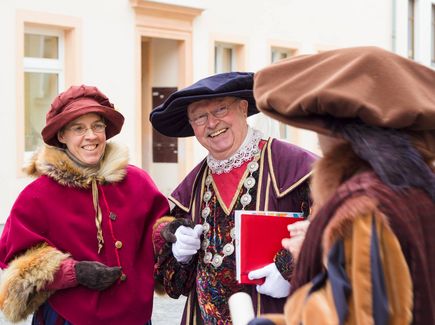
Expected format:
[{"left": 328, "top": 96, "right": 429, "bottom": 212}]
[
  {"left": 408, "top": 0, "right": 415, "bottom": 59},
  {"left": 271, "top": 46, "right": 297, "bottom": 140},
  {"left": 214, "top": 42, "right": 237, "bottom": 73},
  {"left": 271, "top": 47, "right": 296, "bottom": 63},
  {"left": 23, "top": 28, "right": 64, "bottom": 158},
  {"left": 23, "top": 29, "right": 64, "bottom": 154},
  {"left": 16, "top": 11, "right": 81, "bottom": 175}
]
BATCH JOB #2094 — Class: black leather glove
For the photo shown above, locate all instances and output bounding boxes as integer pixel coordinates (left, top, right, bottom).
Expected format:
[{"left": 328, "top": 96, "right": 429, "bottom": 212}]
[
  {"left": 75, "top": 261, "right": 122, "bottom": 291},
  {"left": 161, "top": 218, "right": 195, "bottom": 243}
]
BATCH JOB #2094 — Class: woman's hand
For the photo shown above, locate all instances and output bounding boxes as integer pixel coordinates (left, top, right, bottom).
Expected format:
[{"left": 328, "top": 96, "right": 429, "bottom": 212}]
[
  {"left": 75, "top": 261, "right": 122, "bottom": 291},
  {"left": 281, "top": 220, "right": 310, "bottom": 261}
]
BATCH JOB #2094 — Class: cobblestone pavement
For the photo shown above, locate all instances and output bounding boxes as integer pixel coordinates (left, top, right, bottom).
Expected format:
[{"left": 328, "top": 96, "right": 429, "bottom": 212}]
[{"left": 0, "top": 294, "right": 186, "bottom": 325}]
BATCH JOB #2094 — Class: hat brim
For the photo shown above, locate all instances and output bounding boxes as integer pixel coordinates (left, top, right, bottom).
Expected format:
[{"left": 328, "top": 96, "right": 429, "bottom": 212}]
[
  {"left": 42, "top": 105, "right": 125, "bottom": 147},
  {"left": 254, "top": 46, "right": 435, "bottom": 137},
  {"left": 150, "top": 90, "right": 259, "bottom": 137}
]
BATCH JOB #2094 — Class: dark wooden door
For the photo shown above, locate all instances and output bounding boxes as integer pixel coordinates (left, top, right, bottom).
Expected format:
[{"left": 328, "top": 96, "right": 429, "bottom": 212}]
[{"left": 152, "top": 87, "right": 178, "bottom": 163}]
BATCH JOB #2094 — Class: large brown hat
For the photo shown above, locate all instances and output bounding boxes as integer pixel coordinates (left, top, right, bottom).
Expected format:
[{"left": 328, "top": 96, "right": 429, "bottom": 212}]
[
  {"left": 254, "top": 46, "right": 435, "bottom": 136},
  {"left": 42, "top": 85, "right": 125, "bottom": 147}
]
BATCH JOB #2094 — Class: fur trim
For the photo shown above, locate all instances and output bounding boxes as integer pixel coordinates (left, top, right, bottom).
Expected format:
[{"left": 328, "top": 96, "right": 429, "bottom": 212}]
[
  {"left": 0, "top": 244, "right": 70, "bottom": 322},
  {"left": 310, "top": 143, "right": 369, "bottom": 215},
  {"left": 23, "top": 143, "right": 128, "bottom": 188},
  {"left": 153, "top": 216, "right": 176, "bottom": 234},
  {"left": 154, "top": 282, "right": 167, "bottom": 296},
  {"left": 310, "top": 143, "right": 391, "bottom": 261},
  {"left": 322, "top": 195, "right": 390, "bottom": 257},
  {"left": 152, "top": 216, "right": 175, "bottom": 255},
  {"left": 152, "top": 216, "right": 175, "bottom": 296}
]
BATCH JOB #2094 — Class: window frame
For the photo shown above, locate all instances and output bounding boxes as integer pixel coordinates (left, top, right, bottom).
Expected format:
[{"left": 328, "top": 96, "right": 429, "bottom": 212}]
[
  {"left": 408, "top": 0, "right": 416, "bottom": 59},
  {"left": 269, "top": 44, "right": 299, "bottom": 141},
  {"left": 16, "top": 10, "right": 81, "bottom": 176},
  {"left": 214, "top": 42, "right": 237, "bottom": 73},
  {"left": 431, "top": 4, "right": 435, "bottom": 65},
  {"left": 210, "top": 36, "right": 245, "bottom": 74},
  {"left": 271, "top": 46, "right": 297, "bottom": 63},
  {"left": 23, "top": 27, "right": 65, "bottom": 161}
]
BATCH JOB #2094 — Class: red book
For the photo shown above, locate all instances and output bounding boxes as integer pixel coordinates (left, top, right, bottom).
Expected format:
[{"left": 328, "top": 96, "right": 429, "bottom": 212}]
[{"left": 235, "top": 210, "right": 304, "bottom": 285}]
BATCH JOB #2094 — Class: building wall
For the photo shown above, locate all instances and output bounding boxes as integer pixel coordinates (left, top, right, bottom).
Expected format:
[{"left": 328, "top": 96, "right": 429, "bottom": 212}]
[
  {"left": 3, "top": 0, "right": 433, "bottom": 223},
  {"left": 184, "top": 0, "right": 394, "bottom": 162},
  {"left": 1, "top": 0, "right": 138, "bottom": 222}
]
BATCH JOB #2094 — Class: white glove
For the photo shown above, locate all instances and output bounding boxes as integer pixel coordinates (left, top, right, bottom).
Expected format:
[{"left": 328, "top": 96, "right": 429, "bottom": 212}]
[
  {"left": 172, "top": 224, "right": 203, "bottom": 263},
  {"left": 281, "top": 220, "right": 310, "bottom": 260},
  {"left": 248, "top": 263, "right": 291, "bottom": 298}
]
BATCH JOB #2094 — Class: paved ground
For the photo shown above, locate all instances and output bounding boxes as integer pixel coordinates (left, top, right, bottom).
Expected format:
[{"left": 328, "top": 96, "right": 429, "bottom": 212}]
[
  {"left": 152, "top": 294, "right": 186, "bottom": 324},
  {"left": 0, "top": 315, "right": 31, "bottom": 325},
  {"left": 0, "top": 294, "right": 186, "bottom": 324}
]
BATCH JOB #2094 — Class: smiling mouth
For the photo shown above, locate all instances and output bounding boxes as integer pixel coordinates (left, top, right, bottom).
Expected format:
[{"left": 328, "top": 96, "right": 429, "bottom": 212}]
[
  {"left": 82, "top": 144, "right": 98, "bottom": 151},
  {"left": 209, "top": 128, "right": 227, "bottom": 138}
]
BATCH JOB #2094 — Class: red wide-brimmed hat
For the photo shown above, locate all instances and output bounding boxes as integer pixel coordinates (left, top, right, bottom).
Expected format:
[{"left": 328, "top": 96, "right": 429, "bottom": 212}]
[{"left": 42, "top": 85, "right": 125, "bottom": 147}]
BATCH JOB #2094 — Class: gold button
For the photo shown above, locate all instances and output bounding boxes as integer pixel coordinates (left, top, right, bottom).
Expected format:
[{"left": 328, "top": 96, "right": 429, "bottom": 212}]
[
  {"left": 115, "top": 240, "right": 123, "bottom": 249},
  {"left": 120, "top": 273, "right": 127, "bottom": 281}
]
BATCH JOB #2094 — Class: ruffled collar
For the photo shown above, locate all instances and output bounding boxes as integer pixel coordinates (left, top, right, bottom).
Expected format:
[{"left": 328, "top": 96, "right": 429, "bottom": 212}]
[{"left": 206, "top": 127, "right": 262, "bottom": 174}]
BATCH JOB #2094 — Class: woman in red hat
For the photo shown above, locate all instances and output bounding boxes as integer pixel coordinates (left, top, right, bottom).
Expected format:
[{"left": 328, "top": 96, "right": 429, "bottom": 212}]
[{"left": 0, "top": 85, "right": 169, "bottom": 325}]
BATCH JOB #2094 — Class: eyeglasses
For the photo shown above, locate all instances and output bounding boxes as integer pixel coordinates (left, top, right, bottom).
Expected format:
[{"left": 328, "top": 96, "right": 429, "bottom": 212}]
[
  {"left": 66, "top": 122, "right": 107, "bottom": 136},
  {"left": 189, "top": 99, "right": 239, "bottom": 127}
]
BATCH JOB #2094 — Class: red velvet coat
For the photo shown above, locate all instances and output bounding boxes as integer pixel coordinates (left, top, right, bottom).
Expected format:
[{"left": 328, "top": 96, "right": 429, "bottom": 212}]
[{"left": 0, "top": 143, "right": 169, "bottom": 325}]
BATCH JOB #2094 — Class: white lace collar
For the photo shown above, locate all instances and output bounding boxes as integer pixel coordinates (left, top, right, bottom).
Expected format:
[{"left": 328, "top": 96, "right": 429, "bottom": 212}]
[{"left": 206, "top": 127, "right": 263, "bottom": 174}]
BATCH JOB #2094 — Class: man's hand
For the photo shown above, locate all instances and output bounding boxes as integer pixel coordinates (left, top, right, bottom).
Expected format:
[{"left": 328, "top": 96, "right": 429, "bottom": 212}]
[
  {"left": 75, "top": 261, "right": 122, "bottom": 291},
  {"left": 172, "top": 224, "right": 203, "bottom": 263},
  {"left": 248, "top": 263, "right": 290, "bottom": 298}
]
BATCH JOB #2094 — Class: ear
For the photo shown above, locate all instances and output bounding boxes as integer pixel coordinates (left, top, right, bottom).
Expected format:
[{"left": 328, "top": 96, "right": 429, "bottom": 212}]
[
  {"left": 57, "top": 131, "right": 66, "bottom": 144},
  {"left": 239, "top": 99, "right": 249, "bottom": 116}
]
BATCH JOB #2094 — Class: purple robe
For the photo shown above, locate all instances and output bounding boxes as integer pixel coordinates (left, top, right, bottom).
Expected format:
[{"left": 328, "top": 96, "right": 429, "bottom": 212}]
[{"left": 155, "top": 138, "right": 317, "bottom": 324}]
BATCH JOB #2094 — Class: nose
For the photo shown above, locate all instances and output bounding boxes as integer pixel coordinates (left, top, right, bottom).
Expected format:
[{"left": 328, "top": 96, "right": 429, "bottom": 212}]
[
  {"left": 206, "top": 113, "right": 220, "bottom": 128},
  {"left": 84, "top": 127, "right": 98, "bottom": 138}
]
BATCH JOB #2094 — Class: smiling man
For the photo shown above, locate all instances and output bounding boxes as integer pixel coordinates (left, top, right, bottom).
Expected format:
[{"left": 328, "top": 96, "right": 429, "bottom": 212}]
[{"left": 150, "top": 72, "right": 317, "bottom": 324}]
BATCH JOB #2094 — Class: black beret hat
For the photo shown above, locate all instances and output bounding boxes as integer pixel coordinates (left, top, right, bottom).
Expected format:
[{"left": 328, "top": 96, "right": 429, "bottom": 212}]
[{"left": 150, "top": 72, "right": 259, "bottom": 137}]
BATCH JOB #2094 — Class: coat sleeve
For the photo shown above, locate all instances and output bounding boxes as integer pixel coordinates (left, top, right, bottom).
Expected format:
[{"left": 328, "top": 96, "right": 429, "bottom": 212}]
[
  {"left": 0, "top": 243, "right": 70, "bottom": 323},
  {"left": 274, "top": 180, "right": 312, "bottom": 280},
  {"left": 0, "top": 182, "right": 72, "bottom": 322},
  {"left": 153, "top": 206, "right": 198, "bottom": 298},
  {"left": 284, "top": 208, "right": 413, "bottom": 325}
]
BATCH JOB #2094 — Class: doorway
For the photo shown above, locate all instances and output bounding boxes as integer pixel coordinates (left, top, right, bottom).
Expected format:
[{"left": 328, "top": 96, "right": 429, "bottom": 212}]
[{"left": 131, "top": 0, "right": 202, "bottom": 195}]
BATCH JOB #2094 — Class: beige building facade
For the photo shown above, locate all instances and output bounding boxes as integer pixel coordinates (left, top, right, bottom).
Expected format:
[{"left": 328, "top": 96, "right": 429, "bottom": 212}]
[{"left": 1, "top": 0, "right": 434, "bottom": 224}]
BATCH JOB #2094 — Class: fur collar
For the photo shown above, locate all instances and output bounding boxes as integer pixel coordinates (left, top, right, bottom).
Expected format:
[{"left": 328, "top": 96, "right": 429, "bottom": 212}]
[
  {"left": 310, "top": 143, "right": 370, "bottom": 214},
  {"left": 309, "top": 144, "right": 394, "bottom": 259},
  {"left": 24, "top": 143, "right": 129, "bottom": 188}
]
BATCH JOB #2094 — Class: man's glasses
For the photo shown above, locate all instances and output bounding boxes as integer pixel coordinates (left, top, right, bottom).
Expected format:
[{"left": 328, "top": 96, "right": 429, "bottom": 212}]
[
  {"left": 66, "top": 122, "right": 107, "bottom": 136},
  {"left": 189, "top": 99, "right": 239, "bottom": 126}
]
